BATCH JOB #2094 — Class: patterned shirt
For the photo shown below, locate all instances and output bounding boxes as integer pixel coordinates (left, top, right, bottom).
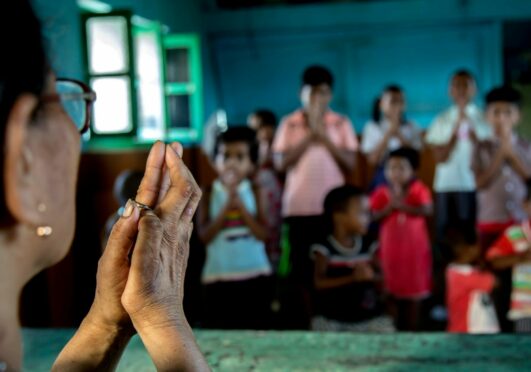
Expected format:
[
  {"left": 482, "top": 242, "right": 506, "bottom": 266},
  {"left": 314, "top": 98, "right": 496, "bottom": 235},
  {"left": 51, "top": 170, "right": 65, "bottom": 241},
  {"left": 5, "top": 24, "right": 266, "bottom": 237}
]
[{"left": 473, "top": 136, "right": 531, "bottom": 225}]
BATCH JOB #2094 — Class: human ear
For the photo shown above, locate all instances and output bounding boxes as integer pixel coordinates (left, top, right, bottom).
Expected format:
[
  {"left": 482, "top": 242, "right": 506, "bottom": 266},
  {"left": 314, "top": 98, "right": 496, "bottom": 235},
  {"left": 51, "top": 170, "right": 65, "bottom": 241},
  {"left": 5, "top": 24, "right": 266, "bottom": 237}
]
[{"left": 3, "top": 94, "right": 42, "bottom": 225}]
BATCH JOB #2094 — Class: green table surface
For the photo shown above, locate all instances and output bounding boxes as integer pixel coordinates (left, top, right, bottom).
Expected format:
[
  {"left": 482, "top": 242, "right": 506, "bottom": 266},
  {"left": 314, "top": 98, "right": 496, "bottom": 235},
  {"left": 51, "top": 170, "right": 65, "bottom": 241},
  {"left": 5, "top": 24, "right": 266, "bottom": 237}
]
[{"left": 23, "top": 328, "right": 531, "bottom": 371}]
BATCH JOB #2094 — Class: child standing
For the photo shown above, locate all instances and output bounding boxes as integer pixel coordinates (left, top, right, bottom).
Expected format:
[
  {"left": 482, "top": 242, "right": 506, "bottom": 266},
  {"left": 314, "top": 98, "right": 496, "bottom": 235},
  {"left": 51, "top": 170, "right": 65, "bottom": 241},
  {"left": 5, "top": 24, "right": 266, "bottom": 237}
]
[
  {"left": 447, "top": 228, "right": 499, "bottom": 334},
  {"left": 248, "top": 109, "right": 283, "bottom": 266},
  {"left": 486, "top": 179, "right": 531, "bottom": 333},
  {"left": 473, "top": 86, "right": 531, "bottom": 331},
  {"left": 426, "top": 70, "right": 491, "bottom": 258},
  {"left": 272, "top": 65, "right": 358, "bottom": 328},
  {"left": 198, "top": 127, "right": 272, "bottom": 329},
  {"left": 247, "top": 109, "right": 278, "bottom": 169},
  {"left": 473, "top": 86, "right": 531, "bottom": 247},
  {"left": 426, "top": 69, "right": 491, "bottom": 322},
  {"left": 310, "top": 185, "right": 391, "bottom": 332},
  {"left": 361, "top": 85, "right": 423, "bottom": 190},
  {"left": 370, "top": 147, "right": 433, "bottom": 331}
]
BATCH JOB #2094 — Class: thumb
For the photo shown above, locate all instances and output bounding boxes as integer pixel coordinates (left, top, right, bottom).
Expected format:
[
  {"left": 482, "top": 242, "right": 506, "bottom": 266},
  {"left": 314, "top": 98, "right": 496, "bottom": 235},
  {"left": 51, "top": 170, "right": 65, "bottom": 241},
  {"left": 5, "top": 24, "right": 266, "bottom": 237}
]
[
  {"left": 129, "top": 210, "right": 164, "bottom": 276},
  {"left": 102, "top": 199, "right": 140, "bottom": 265}
]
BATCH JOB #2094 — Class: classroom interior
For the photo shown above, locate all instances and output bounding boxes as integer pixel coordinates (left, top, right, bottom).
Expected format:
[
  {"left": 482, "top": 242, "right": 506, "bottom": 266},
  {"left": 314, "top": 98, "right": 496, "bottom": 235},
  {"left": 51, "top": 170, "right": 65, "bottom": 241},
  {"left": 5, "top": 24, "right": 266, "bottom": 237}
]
[{"left": 22, "top": 0, "right": 531, "bottom": 339}]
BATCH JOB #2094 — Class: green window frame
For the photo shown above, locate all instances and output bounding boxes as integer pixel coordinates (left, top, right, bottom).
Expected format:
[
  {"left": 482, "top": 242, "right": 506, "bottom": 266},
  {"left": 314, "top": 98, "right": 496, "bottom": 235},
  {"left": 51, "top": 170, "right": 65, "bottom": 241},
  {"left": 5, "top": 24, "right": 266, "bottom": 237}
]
[
  {"left": 81, "top": 11, "right": 138, "bottom": 139},
  {"left": 80, "top": 9, "right": 204, "bottom": 149},
  {"left": 163, "top": 34, "right": 204, "bottom": 144},
  {"left": 133, "top": 18, "right": 167, "bottom": 142}
]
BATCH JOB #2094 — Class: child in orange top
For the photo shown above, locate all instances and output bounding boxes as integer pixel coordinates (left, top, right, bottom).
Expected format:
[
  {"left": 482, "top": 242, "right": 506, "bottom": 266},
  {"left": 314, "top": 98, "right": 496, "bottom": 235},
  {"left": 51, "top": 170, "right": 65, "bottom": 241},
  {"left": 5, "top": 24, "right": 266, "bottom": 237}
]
[{"left": 447, "top": 228, "right": 499, "bottom": 333}]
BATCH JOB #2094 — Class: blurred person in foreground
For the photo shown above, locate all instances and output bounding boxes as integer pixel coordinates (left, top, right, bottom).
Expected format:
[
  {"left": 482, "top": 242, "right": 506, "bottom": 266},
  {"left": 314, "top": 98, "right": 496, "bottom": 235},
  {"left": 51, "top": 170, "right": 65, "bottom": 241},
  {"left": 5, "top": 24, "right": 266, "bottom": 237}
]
[{"left": 0, "top": 1, "right": 209, "bottom": 370}]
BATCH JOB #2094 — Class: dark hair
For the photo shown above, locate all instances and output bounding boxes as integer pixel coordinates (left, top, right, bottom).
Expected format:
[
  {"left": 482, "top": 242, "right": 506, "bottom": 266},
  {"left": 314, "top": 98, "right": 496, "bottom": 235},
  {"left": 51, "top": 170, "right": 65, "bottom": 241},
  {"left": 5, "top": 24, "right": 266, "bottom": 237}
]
[
  {"left": 0, "top": 1, "right": 48, "bottom": 224},
  {"left": 372, "top": 84, "right": 405, "bottom": 123},
  {"left": 445, "top": 226, "right": 479, "bottom": 261},
  {"left": 525, "top": 178, "right": 531, "bottom": 201},
  {"left": 485, "top": 85, "right": 522, "bottom": 108},
  {"left": 302, "top": 65, "right": 334, "bottom": 89},
  {"left": 252, "top": 109, "right": 277, "bottom": 129},
  {"left": 214, "top": 126, "right": 259, "bottom": 164},
  {"left": 452, "top": 69, "right": 475, "bottom": 82},
  {"left": 323, "top": 185, "right": 364, "bottom": 232},
  {"left": 387, "top": 147, "right": 420, "bottom": 170}
]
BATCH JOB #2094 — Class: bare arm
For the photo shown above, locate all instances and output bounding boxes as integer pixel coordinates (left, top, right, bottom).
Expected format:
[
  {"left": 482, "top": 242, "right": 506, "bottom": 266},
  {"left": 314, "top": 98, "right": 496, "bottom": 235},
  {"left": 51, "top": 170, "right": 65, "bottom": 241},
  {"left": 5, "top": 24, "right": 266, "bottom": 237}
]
[
  {"left": 235, "top": 185, "right": 269, "bottom": 242},
  {"left": 371, "top": 202, "right": 393, "bottom": 222},
  {"left": 397, "top": 203, "right": 433, "bottom": 217},
  {"left": 474, "top": 147, "right": 505, "bottom": 190},
  {"left": 507, "top": 151, "right": 531, "bottom": 180},
  {"left": 52, "top": 316, "right": 133, "bottom": 371},
  {"left": 431, "top": 129, "right": 458, "bottom": 163},
  {"left": 366, "top": 128, "right": 397, "bottom": 166},
  {"left": 197, "top": 187, "right": 229, "bottom": 245},
  {"left": 273, "top": 135, "right": 313, "bottom": 172},
  {"left": 318, "top": 134, "right": 356, "bottom": 174},
  {"left": 489, "top": 252, "right": 531, "bottom": 271},
  {"left": 313, "top": 252, "right": 374, "bottom": 290}
]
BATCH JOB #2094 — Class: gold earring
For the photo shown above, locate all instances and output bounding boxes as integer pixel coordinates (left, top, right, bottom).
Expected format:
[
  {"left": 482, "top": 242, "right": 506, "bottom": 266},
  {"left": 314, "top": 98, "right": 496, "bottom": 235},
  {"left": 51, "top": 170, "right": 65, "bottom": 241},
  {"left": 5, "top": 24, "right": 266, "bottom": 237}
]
[
  {"left": 36, "top": 202, "right": 52, "bottom": 238},
  {"left": 36, "top": 226, "right": 53, "bottom": 237}
]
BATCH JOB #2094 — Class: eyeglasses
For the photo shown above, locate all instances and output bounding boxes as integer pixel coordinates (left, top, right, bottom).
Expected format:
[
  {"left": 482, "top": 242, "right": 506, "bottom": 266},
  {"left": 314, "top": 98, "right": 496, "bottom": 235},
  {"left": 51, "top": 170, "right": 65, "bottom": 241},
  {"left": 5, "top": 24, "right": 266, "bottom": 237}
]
[{"left": 41, "top": 78, "right": 97, "bottom": 134}]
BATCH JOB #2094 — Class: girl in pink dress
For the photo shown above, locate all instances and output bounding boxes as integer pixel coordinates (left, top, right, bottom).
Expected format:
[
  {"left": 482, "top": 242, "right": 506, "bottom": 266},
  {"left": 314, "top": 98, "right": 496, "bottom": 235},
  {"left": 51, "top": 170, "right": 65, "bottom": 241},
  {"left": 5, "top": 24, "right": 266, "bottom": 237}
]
[{"left": 370, "top": 147, "right": 433, "bottom": 331}]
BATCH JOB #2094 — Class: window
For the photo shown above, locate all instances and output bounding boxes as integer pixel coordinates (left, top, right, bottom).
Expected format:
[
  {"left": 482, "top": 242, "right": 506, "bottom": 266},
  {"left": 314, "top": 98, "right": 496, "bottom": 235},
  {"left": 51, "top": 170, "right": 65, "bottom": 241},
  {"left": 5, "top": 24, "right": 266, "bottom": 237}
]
[
  {"left": 81, "top": 9, "right": 203, "bottom": 148},
  {"left": 83, "top": 12, "right": 136, "bottom": 137},
  {"left": 164, "top": 34, "right": 203, "bottom": 143},
  {"left": 134, "top": 19, "right": 166, "bottom": 140}
]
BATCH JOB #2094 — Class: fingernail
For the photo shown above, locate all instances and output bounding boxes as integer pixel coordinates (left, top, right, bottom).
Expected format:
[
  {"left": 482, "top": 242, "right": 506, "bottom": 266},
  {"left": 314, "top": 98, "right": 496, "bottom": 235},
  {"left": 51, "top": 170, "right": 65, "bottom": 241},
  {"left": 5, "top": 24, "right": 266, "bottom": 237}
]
[
  {"left": 171, "top": 142, "right": 183, "bottom": 158},
  {"left": 122, "top": 199, "right": 135, "bottom": 218}
]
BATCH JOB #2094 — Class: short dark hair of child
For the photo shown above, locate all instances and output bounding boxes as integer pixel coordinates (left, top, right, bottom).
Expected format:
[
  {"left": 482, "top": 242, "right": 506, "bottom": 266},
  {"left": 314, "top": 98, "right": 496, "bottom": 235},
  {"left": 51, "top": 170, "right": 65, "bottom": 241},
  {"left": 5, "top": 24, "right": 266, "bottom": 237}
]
[
  {"left": 452, "top": 68, "right": 475, "bottom": 82},
  {"left": 302, "top": 65, "right": 334, "bottom": 89},
  {"left": 252, "top": 109, "right": 277, "bottom": 129},
  {"left": 387, "top": 147, "right": 420, "bottom": 170},
  {"left": 446, "top": 226, "right": 479, "bottom": 263},
  {"left": 214, "top": 126, "right": 259, "bottom": 164},
  {"left": 323, "top": 185, "right": 365, "bottom": 232},
  {"left": 485, "top": 86, "right": 522, "bottom": 109}
]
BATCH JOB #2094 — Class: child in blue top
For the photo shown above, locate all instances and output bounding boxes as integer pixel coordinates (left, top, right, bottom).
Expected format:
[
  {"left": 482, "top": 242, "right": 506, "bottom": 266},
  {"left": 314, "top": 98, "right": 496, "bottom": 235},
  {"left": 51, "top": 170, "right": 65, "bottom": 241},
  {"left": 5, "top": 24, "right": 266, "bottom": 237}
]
[{"left": 198, "top": 127, "right": 272, "bottom": 329}]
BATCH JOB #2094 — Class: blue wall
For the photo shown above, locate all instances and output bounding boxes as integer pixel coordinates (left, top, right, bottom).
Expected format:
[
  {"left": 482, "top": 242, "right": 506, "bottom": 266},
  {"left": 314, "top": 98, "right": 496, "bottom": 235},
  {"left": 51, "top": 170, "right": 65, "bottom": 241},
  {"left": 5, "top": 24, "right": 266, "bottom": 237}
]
[
  {"left": 31, "top": 0, "right": 531, "bottom": 133},
  {"left": 202, "top": 0, "right": 531, "bottom": 129},
  {"left": 32, "top": 0, "right": 203, "bottom": 79}
]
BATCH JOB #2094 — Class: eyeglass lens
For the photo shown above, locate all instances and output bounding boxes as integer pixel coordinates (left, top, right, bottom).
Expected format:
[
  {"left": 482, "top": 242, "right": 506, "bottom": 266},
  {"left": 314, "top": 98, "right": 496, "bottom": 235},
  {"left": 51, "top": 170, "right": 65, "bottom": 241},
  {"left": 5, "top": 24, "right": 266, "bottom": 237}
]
[{"left": 55, "top": 81, "right": 87, "bottom": 132}]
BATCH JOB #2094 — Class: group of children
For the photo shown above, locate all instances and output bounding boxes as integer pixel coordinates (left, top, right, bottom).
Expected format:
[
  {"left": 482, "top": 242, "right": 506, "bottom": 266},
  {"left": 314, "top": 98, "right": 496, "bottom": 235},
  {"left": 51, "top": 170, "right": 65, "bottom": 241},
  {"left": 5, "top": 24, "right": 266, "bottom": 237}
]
[{"left": 191, "top": 64, "right": 531, "bottom": 333}]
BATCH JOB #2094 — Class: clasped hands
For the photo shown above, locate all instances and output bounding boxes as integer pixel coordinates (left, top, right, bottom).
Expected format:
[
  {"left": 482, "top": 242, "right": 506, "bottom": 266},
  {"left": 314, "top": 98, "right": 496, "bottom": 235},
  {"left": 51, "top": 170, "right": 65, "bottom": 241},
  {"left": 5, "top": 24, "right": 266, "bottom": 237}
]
[{"left": 86, "top": 141, "right": 202, "bottom": 339}]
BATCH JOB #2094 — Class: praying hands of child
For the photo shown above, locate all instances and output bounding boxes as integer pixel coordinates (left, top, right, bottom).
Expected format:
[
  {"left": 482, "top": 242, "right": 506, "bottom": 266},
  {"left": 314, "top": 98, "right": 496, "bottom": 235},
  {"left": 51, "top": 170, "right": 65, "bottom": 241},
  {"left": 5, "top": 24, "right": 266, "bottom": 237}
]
[
  {"left": 227, "top": 186, "right": 244, "bottom": 210},
  {"left": 351, "top": 262, "right": 376, "bottom": 282},
  {"left": 389, "top": 185, "right": 406, "bottom": 210}
]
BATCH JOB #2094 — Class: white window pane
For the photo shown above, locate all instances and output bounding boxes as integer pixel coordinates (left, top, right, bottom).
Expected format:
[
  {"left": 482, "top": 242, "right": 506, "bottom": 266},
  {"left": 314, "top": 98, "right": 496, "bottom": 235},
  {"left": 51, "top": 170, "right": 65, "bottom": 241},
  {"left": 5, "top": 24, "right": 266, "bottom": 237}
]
[
  {"left": 87, "top": 16, "right": 129, "bottom": 74},
  {"left": 135, "top": 31, "right": 164, "bottom": 140},
  {"left": 91, "top": 77, "right": 132, "bottom": 134}
]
